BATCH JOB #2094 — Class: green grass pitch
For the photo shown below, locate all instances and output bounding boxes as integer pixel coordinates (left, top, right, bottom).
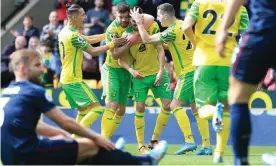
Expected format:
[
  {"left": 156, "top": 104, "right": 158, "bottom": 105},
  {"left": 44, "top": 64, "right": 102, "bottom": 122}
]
[{"left": 124, "top": 144, "right": 276, "bottom": 165}]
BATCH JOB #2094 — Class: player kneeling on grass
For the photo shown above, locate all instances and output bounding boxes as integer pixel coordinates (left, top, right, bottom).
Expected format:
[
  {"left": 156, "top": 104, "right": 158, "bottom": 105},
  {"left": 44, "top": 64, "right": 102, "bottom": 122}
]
[
  {"left": 116, "top": 7, "right": 171, "bottom": 154},
  {"left": 0, "top": 49, "right": 168, "bottom": 165}
]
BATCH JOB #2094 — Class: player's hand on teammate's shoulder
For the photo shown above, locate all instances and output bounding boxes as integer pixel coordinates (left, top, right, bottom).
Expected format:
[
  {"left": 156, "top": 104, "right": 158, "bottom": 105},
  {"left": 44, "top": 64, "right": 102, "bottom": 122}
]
[
  {"left": 130, "top": 7, "right": 143, "bottom": 24},
  {"left": 93, "top": 134, "right": 116, "bottom": 151},
  {"left": 113, "top": 37, "right": 128, "bottom": 47},
  {"left": 216, "top": 29, "right": 228, "bottom": 58}
]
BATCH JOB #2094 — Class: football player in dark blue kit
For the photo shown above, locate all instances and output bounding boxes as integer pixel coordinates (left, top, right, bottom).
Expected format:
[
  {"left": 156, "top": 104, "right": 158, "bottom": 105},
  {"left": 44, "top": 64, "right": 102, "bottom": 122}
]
[
  {"left": 0, "top": 49, "right": 168, "bottom": 165},
  {"left": 216, "top": 0, "right": 276, "bottom": 165}
]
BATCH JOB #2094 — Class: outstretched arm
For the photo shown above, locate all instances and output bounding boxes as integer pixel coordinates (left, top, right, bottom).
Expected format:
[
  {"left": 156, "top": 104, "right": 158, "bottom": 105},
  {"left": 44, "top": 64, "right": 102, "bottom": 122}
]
[
  {"left": 111, "top": 43, "right": 131, "bottom": 60},
  {"left": 81, "top": 33, "right": 105, "bottom": 44}
]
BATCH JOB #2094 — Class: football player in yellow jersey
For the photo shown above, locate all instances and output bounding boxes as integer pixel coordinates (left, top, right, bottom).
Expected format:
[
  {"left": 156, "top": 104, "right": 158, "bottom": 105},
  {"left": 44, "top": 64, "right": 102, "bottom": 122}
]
[
  {"left": 182, "top": 0, "right": 249, "bottom": 163},
  {"left": 117, "top": 8, "right": 171, "bottom": 154},
  {"left": 130, "top": 4, "right": 212, "bottom": 155},
  {"left": 100, "top": 2, "right": 133, "bottom": 139},
  {"left": 58, "top": 4, "right": 127, "bottom": 137}
]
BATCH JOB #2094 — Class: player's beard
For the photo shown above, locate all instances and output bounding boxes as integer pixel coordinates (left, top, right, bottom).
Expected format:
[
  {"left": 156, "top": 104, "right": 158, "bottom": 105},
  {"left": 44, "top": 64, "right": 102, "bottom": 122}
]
[{"left": 29, "top": 72, "right": 43, "bottom": 85}]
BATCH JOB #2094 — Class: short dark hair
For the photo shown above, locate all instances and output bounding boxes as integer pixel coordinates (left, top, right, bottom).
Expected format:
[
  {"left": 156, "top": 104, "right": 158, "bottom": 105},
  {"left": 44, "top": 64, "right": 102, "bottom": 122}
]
[
  {"left": 116, "top": 2, "right": 130, "bottom": 13},
  {"left": 157, "top": 3, "right": 175, "bottom": 16},
  {"left": 66, "top": 4, "right": 82, "bottom": 16},
  {"left": 23, "top": 15, "right": 33, "bottom": 21},
  {"left": 40, "top": 40, "right": 51, "bottom": 47}
]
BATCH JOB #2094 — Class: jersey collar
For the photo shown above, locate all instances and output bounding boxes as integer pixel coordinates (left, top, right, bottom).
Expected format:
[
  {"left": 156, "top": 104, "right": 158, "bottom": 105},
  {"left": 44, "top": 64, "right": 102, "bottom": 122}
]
[{"left": 67, "top": 26, "right": 77, "bottom": 32}]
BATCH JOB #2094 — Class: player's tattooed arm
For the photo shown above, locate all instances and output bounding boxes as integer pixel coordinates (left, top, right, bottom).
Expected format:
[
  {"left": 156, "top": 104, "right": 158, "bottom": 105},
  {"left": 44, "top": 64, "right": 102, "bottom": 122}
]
[
  {"left": 118, "top": 56, "right": 131, "bottom": 71},
  {"left": 182, "top": 17, "right": 196, "bottom": 49},
  {"left": 111, "top": 42, "right": 131, "bottom": 60},
  {"left": 81, "top": 33, "right": 105, "bottom": 44}
]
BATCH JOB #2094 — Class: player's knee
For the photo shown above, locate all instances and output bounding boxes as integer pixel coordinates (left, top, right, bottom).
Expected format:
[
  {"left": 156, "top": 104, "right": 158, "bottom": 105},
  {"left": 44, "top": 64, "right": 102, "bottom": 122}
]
[
  {"left": 228, "top": 76, "right": 257, "bottom": 104},
  {"left": 162, "top": 99, "right": 171, "bottom": 112},
  {"left": 162, "top": 102, "right": 171, "bottom": 112},
  {"left": 116, "top": 105, "right": 126, "bottom": 116},
  {"left": 76, "top": 138, "right": 98, "bottom": 163},
  {"left": 107, "top": 100, "right": 119, "bottom": 111},
  {"left": 170, "top": 100, "right": 181, "bottom": 111},
  {"left": 136, "top": 103, "right": 145, "bottom": 113}
]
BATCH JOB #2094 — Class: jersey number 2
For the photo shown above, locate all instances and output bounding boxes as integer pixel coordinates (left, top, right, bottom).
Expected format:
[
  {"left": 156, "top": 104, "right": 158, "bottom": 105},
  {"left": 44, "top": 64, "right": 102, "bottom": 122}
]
[{"left": 202, "top": 10, "right": 233, "bottom": 37}]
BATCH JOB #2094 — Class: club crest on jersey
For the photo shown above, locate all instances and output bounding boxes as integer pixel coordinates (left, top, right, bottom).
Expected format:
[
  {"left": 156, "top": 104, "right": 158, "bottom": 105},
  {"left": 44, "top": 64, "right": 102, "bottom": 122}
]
[{"left": 138, "top": 44, "right": 146, "bottom": 52}]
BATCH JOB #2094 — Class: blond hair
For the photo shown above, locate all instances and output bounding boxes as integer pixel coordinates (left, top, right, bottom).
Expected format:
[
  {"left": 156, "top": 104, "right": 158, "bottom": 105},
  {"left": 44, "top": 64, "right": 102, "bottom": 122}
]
[{"left": 10, "top": 49, "right": 40, "bottom": 72}]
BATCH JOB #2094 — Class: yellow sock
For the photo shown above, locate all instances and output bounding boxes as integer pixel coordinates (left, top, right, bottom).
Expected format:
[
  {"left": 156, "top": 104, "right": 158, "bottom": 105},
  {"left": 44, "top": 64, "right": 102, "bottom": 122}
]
[
  {"left": 152, "top": 109, "right": 170, "bottom": 140},
  {"left": 109, "top": 114, "right": 123, "bottom": 137},
  {"left": 80, "top": 106, "right": 103, "bottom": 128},
  {"left": 135, "top": 111, "right": 145, "bottom": 147},
  {"left": 198, "top": 104, "right": 216, "bottom": 120},
  {"left": 73, "top": 106, "right": 103, "bottom": 138},
  {"left": 194, "top": 113, "right": 210, "bottom": 148},
  {"left": 173, "top": 107, "right": 194, "bottom": 143},
  {"left": 101, "top": 108, "right": 116, "bottom": 139},
  {"left": 215, "top": 112, "right": 230, "bottom": 156},
  {"left": 76, "top": 109, "right": 90, "bottom": 123}
]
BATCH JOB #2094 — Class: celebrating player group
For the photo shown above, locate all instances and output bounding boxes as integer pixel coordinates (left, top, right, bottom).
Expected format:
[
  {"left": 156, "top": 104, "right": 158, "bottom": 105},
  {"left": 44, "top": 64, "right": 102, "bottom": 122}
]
[{"left": 2, "top": 0, "right": 276, "bottom": 165}]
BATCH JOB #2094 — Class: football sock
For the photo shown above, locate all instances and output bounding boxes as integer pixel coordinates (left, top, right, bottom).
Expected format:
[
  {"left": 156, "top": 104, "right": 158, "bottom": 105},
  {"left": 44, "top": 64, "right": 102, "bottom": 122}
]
[
  {"left": 135, "top": 111, "right": 145, "bottom": 147},
  {"left": 215, "top": 112, "right": 230, "bottom": 156},
  {"left": 101, "top": 108, "right": 116, "bottom": 139},
  {"left": 230, "top": 103, "right": 251, "bottom": 165},
  {"left": 193, "top": 112, "right": 210, "bottom": 148},
  {"left": 152, "top": 109, "right": 170, "bottom": 141},
  {"left": 173, "top": 107, "right": 195, "bottom": 143}
]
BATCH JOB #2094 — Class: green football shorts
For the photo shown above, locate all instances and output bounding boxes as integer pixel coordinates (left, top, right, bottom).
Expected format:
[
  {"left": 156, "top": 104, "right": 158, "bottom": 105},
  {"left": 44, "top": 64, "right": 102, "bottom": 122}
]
[
  {"left": 194, "top": 66, "right": 230, "bottom": 108},
  {"left": 62, "top": 81, "right": 98, "bottom": 109}
]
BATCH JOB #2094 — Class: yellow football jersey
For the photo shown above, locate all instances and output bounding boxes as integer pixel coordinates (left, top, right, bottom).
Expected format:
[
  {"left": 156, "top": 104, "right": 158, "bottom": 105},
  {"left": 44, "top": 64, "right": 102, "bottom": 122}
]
[
  {"left": 58, "top": 26, "right": 89, "bottom": 84},
  {"left": 105, "top": 20, "right": 128, "bottom": 68},
  {"left": 188, "top": 0, "right": 249, "bottom": 66},
  {"left": 160, "top": 19, "right": 196, "bottom": 78},
  {"left": 126, "top": 22, "right": 161, "bottom": 76}
]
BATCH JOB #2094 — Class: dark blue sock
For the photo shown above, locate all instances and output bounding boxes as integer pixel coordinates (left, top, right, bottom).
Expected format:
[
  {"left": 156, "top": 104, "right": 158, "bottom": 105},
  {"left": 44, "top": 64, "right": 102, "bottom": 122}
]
[
  {"left": 230, "top": 103, "right": 252, "bottom": 165},
  {"left": 84, "top": 147, "right": 152, "bottom": 165}
]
